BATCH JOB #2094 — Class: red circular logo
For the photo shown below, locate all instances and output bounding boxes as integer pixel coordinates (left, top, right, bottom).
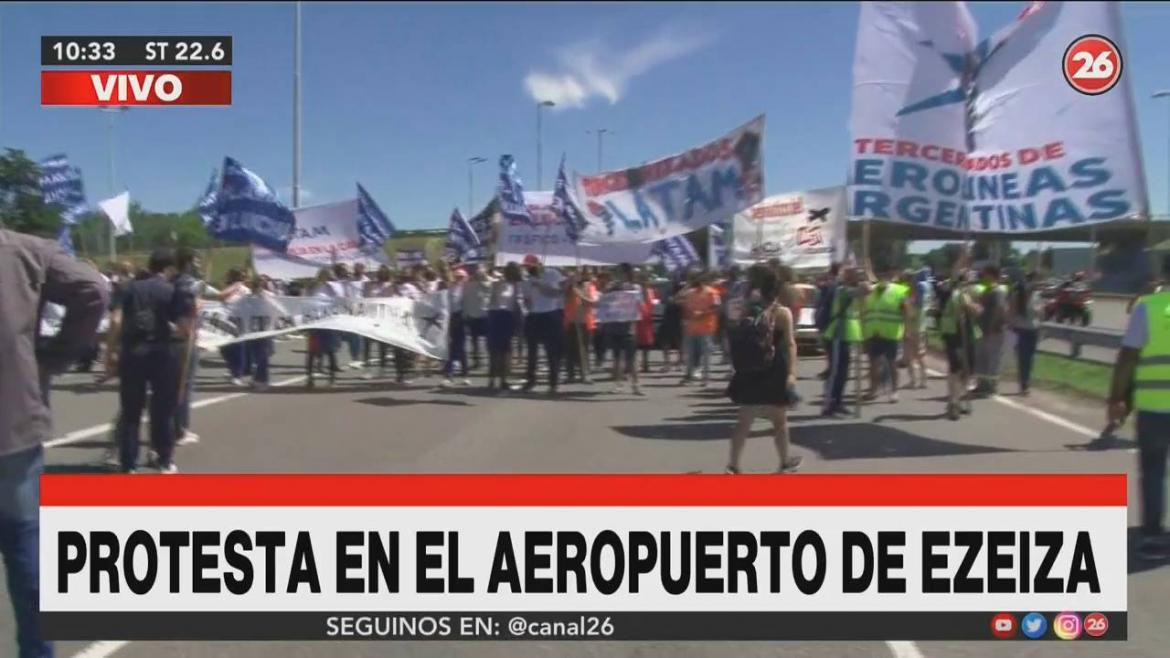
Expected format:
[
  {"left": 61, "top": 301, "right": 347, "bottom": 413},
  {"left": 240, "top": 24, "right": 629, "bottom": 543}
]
[
  {"left": 991, "top": 613, "right": 1017, "bottom": 639},
  {"left": 1084, "top": 612, "right": 1109, "bottom": 638},
  {"left": 1063, "top": 34, "right": 1123, "bottom": 95}
]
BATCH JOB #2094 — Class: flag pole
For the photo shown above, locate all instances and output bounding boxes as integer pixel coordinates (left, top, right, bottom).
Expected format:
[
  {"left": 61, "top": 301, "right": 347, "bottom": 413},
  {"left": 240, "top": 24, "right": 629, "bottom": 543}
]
[
  {"left": 293, "top": 0, "right": 302, "bottom": 209},
  {"left": 854, "top": 219, "right": 872, "bottom": 418}
]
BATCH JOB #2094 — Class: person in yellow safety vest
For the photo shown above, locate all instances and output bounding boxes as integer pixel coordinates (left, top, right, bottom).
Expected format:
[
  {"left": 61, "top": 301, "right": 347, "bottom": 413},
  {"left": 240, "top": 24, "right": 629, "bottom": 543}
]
[
  {"left": 900, "top": 268, "right": 931, "bottom": 390},
  {"left": 972, "top": 265, "right": 1010, "bottom": 397},
  {"left": 939, "top": 273, "right": 983, "bottom": 421},
  {"left": 863, "top": 270, "right": 912, "bottom": 404},
  {"left": 821, "top": 267, "right": 866, "bottom": 417},
  {"left": 1109, "top": 258, "right": 1170, "bottom": 560}
]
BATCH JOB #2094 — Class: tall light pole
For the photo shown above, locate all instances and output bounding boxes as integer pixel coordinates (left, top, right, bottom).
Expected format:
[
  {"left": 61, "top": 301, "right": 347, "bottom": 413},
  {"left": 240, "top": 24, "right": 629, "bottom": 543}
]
[
  {"left": 467, "top": 156, "right": 486, "bottom": 216},
  {"left": 536, "top": 100, "right": 555, "bottom": 189},
  {"left": 100, "top": 106, "right": 128, "bottom": 262},
  {"left": 1153, "top": 90, "right": 1170, "bottom": 219},
  {"left": 293, "top": 1, "right": 303, "bottom": 208},
  {"left": 587, "top": 128, "right": 612, "bottom": 172}
]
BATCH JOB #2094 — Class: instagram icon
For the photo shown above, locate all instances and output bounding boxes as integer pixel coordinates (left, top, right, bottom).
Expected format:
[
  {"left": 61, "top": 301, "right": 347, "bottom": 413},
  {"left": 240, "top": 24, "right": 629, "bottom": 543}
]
[{"left": 1054, "top": 613, "right": 1082, "bottom": 640}]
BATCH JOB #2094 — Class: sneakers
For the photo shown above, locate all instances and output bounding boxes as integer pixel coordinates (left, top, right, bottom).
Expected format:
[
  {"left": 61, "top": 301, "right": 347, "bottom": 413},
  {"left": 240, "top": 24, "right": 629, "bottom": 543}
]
[
  {"left": 724, "top": 465, "right": 741, "bottom": 475},
  {"left": 458, "top": 378, "right": 472, "bottom": 387},
  {"left": 946, "top": 402, "right": 960, "bottom": 421},
  {"left": 1137, "top": 535, "right": 1170, "bottom": 560},
  {"left": 778, "top": 456, "right": 803, "bottom": 474},
  {"left": 230, "top": 377, "right": 246, "bottom": 387},
  {"left": 361, "top": 371, "right": 375, "bottom": 381},
  {"left": 176, "top": 431, "right": 200, "bottom": 446},
  {"left": 158, "top": 463, "right": 179, "bottom": 475},
  {"left": 349, "top": 361, "right": 365, "bottom": 370},
  {"left": 887, "top": 392, "right": 899, "bottom": 404},
  {"left": 440, "top": 379, "right": 455, "bottom": 388},
  {"left": 102, "top": 446, "right": 120, "bottom": 467}
]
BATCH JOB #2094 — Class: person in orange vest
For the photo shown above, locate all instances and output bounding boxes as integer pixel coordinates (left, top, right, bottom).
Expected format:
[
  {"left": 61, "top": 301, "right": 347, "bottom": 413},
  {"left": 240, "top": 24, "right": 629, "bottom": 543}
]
[{"left": 564, "top": 267, "right": 600, "bottom": 384}]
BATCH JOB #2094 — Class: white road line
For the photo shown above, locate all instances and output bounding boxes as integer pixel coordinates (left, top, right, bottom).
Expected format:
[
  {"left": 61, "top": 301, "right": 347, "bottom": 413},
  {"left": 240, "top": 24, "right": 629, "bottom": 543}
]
[
  {"left": 46, "top": 375, "right": 307, "bottom": 449},
  {"left": 925, "top": 367, "right": 1099, "bottom": 438},
  {"left": 886, "top": 640, "right": 926, "bottom": 658},
  {"left": 69, "top": 641, "right": 129, "bottom": 658}
]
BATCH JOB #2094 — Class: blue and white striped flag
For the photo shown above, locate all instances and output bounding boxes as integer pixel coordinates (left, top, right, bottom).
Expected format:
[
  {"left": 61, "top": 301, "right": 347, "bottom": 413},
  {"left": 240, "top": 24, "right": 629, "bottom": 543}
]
[
  {"left": 443, "top": 207, "right": 481, "bottom": 263},
  {"left": 497, "top": 154, "right": 531, "bottom": 224},
  {"left": 209, "top": 157, "right": 297, "bottom": 252},
  {"left": 196, "top": 169, "right": 220, "bottom": 227},
  {"left": 39, "top": 154, "right": 88, "bottom": 225},
  {"left": 708, "top": 223, "right": 728, "bottom": 268},
  {"left": 552, "top": 155, "right": 587, "bottom": 243},
  {"left": 356, "top": 183, "right": 396, "bottom": 250},
  {"left": 653, "top": 235, "right": 701, "bottom": 272}
]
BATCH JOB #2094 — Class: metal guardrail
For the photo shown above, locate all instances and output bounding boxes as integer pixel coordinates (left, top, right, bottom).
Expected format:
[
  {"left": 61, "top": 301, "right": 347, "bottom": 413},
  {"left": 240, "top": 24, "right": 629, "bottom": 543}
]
[{"left": 1040, "top": 323, "right": 1122, "bottom": 359}]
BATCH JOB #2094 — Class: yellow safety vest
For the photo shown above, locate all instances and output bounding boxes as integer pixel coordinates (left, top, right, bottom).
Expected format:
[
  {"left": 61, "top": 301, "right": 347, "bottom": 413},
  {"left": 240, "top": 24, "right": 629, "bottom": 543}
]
[
  {"left": 824, "top": 287, "right": 862, "bottom": 343},
  {"left": 1134, "top": 290, "right": 1170, "bottom": 411},
  {"left": 940, "top": 284, "right": 983, "bottom": 341},
  {"left": 865, "top": 282, "right": 907, "bottom": 341}
]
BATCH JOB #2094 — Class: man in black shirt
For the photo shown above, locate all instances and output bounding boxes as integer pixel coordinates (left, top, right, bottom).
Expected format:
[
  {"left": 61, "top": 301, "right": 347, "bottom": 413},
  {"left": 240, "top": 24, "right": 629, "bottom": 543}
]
[{"left": 115, "top": 249, "right": 195, "bottom": 473}]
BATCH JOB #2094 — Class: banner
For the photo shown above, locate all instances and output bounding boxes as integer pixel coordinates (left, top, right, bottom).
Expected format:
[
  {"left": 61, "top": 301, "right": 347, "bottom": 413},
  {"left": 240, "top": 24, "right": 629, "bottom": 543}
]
[
  {"left": 848, "top": 1, "right": 1147, "bottom": 234},
  {"left": 572, "top": 116, "right": 764, "bottom": 244},
  {"left": 207, "top": 157, "right": 297, "bottom": 251},
  {"left": 733, "top": 187, "right": 846, "bottom": 269},
  {"left": 495, "top": 192, "right": 657, "bottom": 267},
  {"left": 595, "top": 289, "right": 642, "bottom": 324},
  {"left": 253, "top": 200, "right": 390, "bottom": 281},
  {"left": 395, "top": 249, "right": 426, "bottom": 268},
  {"left": 41, "top": 474, "right": 1126, "bottom": 641},
  {"left": 195, "top": 292, "right": 448, "bottom": 360}
]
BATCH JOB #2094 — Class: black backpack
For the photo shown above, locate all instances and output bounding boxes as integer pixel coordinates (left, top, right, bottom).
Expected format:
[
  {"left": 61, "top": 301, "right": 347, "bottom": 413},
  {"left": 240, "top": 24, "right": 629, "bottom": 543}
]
[
  {"left": 729, "top": 300, "right": 777, "bottom": 373},
  {"left": 122, "top": 283, "right": 161, "bottom": 345}
]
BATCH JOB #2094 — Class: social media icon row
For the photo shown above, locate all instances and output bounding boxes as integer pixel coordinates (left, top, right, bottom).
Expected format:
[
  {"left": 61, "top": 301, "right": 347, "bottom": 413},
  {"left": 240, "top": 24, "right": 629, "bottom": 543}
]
[{"left": 991, "top": 612, "right": 1108, "bottom": 639}]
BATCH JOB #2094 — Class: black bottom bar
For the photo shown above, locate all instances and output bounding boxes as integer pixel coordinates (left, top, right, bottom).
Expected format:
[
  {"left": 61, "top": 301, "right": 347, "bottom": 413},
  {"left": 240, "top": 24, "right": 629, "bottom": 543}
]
[{"left": 43, "top": 611, "right": 1127, "bottom": 641}]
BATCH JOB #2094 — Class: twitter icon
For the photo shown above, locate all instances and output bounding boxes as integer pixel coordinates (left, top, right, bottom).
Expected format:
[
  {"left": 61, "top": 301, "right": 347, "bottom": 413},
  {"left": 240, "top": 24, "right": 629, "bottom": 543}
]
[{"left": 1022, "top": 613, "right": 1048, "bottom": 639}]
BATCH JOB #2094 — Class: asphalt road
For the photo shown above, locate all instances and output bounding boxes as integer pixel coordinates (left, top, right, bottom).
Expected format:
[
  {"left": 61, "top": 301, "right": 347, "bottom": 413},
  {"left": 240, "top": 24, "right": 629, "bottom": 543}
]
[{"left": 3, "top": 338, "right": 1165, "bottom": 658}]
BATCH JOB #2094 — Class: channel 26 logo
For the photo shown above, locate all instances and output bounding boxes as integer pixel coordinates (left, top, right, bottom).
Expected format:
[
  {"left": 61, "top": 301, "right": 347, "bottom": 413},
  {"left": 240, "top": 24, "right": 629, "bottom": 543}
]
[{"left": 1063, "top": 34, "right": 1122, "bottom": 95}]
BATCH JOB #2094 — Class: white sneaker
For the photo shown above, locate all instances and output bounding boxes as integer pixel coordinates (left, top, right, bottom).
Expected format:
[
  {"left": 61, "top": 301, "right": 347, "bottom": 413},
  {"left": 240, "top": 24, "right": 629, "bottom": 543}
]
[
  {"left": 230, "top": 377, "right": 246, "bottom": 387},
  {"left": 102, "top": 447, "right": 119, "bottom": 466},
  {"left": 159, "top": 463, "right": 179, "bottom": 474},
  {"left": 176, "top": 432, "right": 200, "bottom": 446},
  {"left": 349, "top": 361, "right": 364, "bottom": 370},
  {"left": 459, "top": 378, "right": 472, "bottom": 386},
  {"left": 440, "top": 379, "right": 455, "bottom": 388},
  {"left": 887, "top": 392, "right": 899, "bottom": 404}
]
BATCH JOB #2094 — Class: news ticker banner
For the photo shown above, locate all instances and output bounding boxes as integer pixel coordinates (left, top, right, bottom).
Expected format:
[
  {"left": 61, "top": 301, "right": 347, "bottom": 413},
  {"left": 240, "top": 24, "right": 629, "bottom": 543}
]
[
  {"left": 42, "top": 474, "right": 1125, "bottom": 642},
  {"left": 41, "top": 36, "right": 231, "bottom": 106}
]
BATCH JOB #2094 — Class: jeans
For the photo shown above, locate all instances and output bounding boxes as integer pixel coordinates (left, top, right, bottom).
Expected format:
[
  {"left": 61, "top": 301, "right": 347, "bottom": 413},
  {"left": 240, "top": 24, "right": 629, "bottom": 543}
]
[
  {"left": 346, "top": 333, "right": 363, "bottom": 362},
  {"left": 248, "top": 339, "right": 273, "bottom": 384},
  {"left": 222, "top": 342, "right": 252, "bottom": 379},
  {"left": 174, "top": 345, "right": 198, "bottom": 438},
  {"left": 525, "top": 310, "right": 564, "bottom": 389},
  {"left": 118, "top": 345, "right": 180, "bottom": 470},
  {"left": 975, "top": 331, "right": 1005, "bottom": 392},
  {"left": 823, "top": 338, "right": 852, "bottom": 412},
  {"left": 683, "top": 334, "right": 712, "bottom": 382},
  {"left": 443, "top": 313, "right": 468, "bottom": 378},
  {"left": 0, "top": 446, "right": 51, "bottom": 658},
  {"left": 565, "top": 323, "right": 592, "bottom": 381},
  {"left": 1137, "top": 411, "right": 1170, "bottom": 537},
  {"left": 1014, "top": 328, "right": 1039, "bottom": 391}
]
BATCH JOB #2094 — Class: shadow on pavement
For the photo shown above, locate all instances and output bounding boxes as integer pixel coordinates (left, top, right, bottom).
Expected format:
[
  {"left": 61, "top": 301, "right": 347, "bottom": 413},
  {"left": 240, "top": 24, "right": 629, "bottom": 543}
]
[
  {"left": 614, "top": 420, "right": 1016, "bottom": 461},
  {"left": 44, "top": 463, "right": 114, "bottom": 474},
  {"left": 870, "top": 412, "right": 949, "bottom": 423},
  {"left": 355, "top": 397, "right": 471, "bottom": 408},
  {"left": 1128, "top": 527, "right": 1170, "bottom": 574}
]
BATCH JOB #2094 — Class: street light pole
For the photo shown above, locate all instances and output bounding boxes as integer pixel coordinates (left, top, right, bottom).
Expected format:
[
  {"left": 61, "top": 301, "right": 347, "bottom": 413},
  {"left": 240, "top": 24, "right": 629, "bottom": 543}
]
[
  {"left": 536, "top": 100, "right": 555, "bottom": 189},
  {"left": 293, "top": 1, "right": 303, "bottom": 208},
  {"left": 587, "top": 128, "right": 611, "bottom": 172},
  {"left": 467, "top": 156, "right": 486, "bottom": 216},
  {"left": 100, "top": 106, "right": 127, "bottom": 262}
]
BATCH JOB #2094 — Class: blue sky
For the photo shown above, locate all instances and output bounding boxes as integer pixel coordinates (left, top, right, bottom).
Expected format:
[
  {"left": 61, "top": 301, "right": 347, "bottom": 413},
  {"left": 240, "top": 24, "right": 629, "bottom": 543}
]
[{"left": 3, "top": 1, "right": 1170, "bottom": 231}]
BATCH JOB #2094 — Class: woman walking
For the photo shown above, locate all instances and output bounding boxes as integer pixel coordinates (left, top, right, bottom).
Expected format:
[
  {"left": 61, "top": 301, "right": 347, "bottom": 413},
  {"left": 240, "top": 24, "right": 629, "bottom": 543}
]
[
  {"left": 725, "top": 264, "right": 802, "bottom": 474},
  {"left": 1010, "top": 271, "right": 1044, "bottom": 396},
  {"left": 487, "top": 263, "right": 524, "bottom": 392}
]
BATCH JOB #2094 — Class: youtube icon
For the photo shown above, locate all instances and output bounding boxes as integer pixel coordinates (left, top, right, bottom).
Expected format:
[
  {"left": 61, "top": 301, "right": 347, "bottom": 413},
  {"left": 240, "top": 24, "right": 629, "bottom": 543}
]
[{"left": 991, "top": 613, "right": 1017, "bottom": 639}]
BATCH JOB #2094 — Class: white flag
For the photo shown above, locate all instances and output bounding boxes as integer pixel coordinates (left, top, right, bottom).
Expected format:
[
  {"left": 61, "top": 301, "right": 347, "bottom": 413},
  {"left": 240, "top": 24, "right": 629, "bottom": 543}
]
[{"left": 98, "top": 191, "right": 133, "bottom": 237}]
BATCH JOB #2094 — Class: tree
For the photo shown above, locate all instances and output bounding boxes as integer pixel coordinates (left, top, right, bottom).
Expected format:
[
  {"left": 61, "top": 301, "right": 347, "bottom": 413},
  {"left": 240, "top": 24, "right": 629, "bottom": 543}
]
[{"left": 0, "top": 148, "right": 59, "bottom": 237}]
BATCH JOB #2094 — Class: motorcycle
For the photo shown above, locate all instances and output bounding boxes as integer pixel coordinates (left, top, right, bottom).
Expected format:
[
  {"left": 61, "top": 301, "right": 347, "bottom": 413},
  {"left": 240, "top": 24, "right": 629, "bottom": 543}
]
[{"left": 1043, "top": 283, "right": 1093, "bottom": 326}]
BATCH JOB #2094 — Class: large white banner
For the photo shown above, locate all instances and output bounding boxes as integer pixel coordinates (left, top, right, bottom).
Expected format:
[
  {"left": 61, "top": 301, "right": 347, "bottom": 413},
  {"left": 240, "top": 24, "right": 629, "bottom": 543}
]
[
  {"left": 848, "top": 1, "right": 1147, "bottom": 234},
  {"left": 253, "top": 200, "right": 390, "bottom": 280},
  {"left": 733, "top": 186, "right": 846, "bottom": 270},
  {"left": 196, "top": 292, "right": 449, "bottom": 360},
  {"left": 495, "top": 192, "right": 657, "bottom": 267},
  {"left": 571, "top": 116, "right": 765, "bottom": 244}
]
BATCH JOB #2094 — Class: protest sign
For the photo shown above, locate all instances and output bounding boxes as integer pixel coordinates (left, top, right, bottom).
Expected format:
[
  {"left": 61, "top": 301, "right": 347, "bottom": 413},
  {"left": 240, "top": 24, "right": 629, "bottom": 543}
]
[
  {"left": 395, "top": 249, "right": 427, "bottom": 268},
  {"left": 733, "top": 187, "right": 846, "bottom": 269},
  {"left": 253, "top": 200, "right": 390, "bottom": 281},
  {"left": 595, "top": 289, "right": 642, "bottom": 324},
  {"left": 571, "top": 116, "right": 765, "bottom": 244},
  {"left": 495, "top": 192, "right": 657, "bottom": 267},
  {"left": 848, "top": 1, "right": 1147, "bottom": 234}
]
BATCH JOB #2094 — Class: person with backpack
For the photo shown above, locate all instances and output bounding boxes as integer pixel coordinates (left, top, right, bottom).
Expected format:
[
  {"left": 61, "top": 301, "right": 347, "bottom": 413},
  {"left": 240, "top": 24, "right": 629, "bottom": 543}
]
[
  {"left": 725, "top": 264, "right": 802, "bottom": 474},
  {"left": 114, "top": 249, "right": 196, "bottom": 473},
  {"left": 940, "top": 272, "right": 984, "bottom": 421},
  {"left": 863, "top": 268, "right": 912, "bottom": 403}
]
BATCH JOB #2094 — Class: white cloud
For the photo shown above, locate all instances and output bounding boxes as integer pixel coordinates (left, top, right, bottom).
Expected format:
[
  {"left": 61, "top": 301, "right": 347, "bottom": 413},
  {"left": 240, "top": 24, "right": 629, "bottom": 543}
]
[{"left": 524, "top": 28, "right": 713, "bottom": 109}]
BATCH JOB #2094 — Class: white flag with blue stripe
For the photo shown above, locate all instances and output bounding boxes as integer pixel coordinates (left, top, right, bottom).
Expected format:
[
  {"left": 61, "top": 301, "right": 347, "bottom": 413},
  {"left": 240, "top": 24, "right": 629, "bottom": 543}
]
[
  {"left": 39, "top": 154, "right": 88, "bottom": 225},
  {"left": 443, "top": 207, "right": 480, "bottom": 263},
  {"left": 356, "top": 183, "right": 396, "bottom": 250},
  {"left": 497, "top": 154, "right": 532, "bottom": 224},
  {"left": 552, "top": 155, "right": 586, "bottom": 243},
  {"left": 207, "top": 157, "right": 297, "bottom": 252}
]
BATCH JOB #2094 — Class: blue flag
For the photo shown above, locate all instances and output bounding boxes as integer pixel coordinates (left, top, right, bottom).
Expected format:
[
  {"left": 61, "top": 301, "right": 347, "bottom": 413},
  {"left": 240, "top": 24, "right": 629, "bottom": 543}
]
[
  {"left": 708, "top": 223, "right": 728, "bottom": 268},
  {"left": 653, "top": 235, "right": 701, "bottom": 273},
  {"left": 443, "top": 207, "right": 481, "bottom": 263},
  {"left": 208, "top": 157, "right": 297, "bottom": 252},
  {"left": 196, "top": 169, "right": 220, "bottom": 227},
  {"left": 56, "top": 225, "right": 76, "bottom": 257},
  {"left": 356, "top": 183, "right": 396, "bottom": 250},
  {"left": 39, "top": 154, "right": 88, "bottom": 225},
  {"left": 497, "top": 154, "right": 531, "bottom": 224},
  {"left": 552, "top": 155, "right": 587, "bottom": 243}
]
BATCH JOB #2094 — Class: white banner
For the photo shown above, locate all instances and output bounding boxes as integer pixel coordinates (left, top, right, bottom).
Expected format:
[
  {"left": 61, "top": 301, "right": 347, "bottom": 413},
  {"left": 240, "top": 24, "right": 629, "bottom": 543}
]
[
  {"left": 495, "top": 192, "right": 657, "bottom": 267},
  {"left": 848, "top": 1, "right": 1147, "bottom": 234},
  {"left": 733, "top": 187, "right": 846, "bottom": 270},
  {"left": 253, "top": 200, "right": 390, "bottom": 281},
  {"left": 196, "top": 292, "right": 449, "bottom": 360},
  {"left": 595, "top": 289, "right": 642, "bottom": 324},
  {"left": 571, "top": 117, "right": 765, "bottom": 244},
  {"left": 395, "top": 249, "right": 427, "bottom": 268}
]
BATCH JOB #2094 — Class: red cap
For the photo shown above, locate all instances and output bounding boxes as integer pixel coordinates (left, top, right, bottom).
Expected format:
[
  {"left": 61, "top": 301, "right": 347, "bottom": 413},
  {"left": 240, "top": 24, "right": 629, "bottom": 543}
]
[{"left": 523, "top": 254, "right": 541, "bottom": 267}]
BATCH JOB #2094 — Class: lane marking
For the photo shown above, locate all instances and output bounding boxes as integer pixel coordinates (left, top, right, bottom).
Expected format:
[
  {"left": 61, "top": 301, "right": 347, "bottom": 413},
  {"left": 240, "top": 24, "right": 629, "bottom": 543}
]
[
  {"left": 45, "top": 375, "right": 306, "bottom": 449},
  {"left": 925, "top": 367, "right": 1098, "bottom": 438},
  {"left": 886, "top": 641, "right": 925, "bottom": 658},
  {"left": 69, "top": 641, "right": 129, "bottom": 658}
]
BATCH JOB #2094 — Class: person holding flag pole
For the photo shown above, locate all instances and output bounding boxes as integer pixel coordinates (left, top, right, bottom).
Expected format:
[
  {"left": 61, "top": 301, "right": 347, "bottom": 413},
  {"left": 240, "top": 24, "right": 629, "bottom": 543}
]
[{"left": 553, "top": 156, "right": 594, "bottom": 385}]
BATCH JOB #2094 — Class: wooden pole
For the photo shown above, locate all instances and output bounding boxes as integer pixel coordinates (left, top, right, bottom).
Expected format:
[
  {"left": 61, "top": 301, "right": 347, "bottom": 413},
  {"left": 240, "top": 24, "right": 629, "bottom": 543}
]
[{"left": 854, "top": 220, "right": 872, "bottom": 418}]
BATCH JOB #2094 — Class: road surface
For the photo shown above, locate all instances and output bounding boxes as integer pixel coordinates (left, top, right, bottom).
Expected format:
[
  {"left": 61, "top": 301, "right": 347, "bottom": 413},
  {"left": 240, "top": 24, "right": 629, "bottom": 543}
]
[{"left": 3, "top": 340, "right": 1164, "bottom": 658}]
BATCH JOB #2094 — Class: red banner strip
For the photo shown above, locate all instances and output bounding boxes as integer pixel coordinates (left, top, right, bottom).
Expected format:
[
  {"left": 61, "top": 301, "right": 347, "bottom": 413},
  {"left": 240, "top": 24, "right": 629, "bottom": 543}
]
[
  {"left": 41, "top": 70, "right": 231, "bottom": 106},
  {"left": 40, "top": 474, "right": 1127, "bottom": 507}
]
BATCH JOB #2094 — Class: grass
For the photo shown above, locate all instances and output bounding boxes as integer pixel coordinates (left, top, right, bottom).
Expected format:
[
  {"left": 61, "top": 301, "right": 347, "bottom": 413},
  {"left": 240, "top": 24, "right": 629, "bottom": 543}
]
[{"left": 925, "top": 332, "right": 1112, "bottom": 400}]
